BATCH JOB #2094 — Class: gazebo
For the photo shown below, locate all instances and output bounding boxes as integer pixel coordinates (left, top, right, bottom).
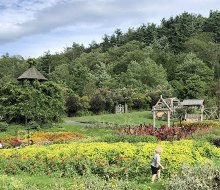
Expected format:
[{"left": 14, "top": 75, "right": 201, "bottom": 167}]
[
  {"left": 17, "top": 66, "right": 47, "bottom": 84},
  {"left": 17, "top": 66, "right": 47, "bottom": 145}
]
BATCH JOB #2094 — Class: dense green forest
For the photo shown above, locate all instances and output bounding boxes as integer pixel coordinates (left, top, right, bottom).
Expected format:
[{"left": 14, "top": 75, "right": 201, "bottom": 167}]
[{"left": 1, "top": 11, "right": 220, "bottom": 120}]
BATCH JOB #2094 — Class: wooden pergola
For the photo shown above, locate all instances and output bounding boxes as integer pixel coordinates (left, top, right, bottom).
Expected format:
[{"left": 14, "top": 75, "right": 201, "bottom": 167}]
[
  {"left": 181, "top": 99, "right": 204, "bottom": 121},
  {"left": 152, "top": 95, "right": 180, "bottom": 127}
]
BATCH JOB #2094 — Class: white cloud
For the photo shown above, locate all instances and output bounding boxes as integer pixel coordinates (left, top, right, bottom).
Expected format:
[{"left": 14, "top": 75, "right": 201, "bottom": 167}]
[{"left": 0, "top": 0, "right": 220, "bottom": 57}]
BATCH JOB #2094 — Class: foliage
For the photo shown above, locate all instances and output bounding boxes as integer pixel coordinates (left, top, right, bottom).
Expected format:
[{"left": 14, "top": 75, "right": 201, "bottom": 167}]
[
  {"left": 212, "top": 138, "right": 220, "bottom": 148},
  {"left": 0, "top": 174, "right": 138, "bottom": 190},
  {"left": 89, "top": 93, "right": 107, "bottom": 114},
  {"left": 172, "top": 53, "right": 214, "bottom": 99},
  {"left": 70, "top": 175, "right": 136, "bottom": 190},
  {"left": 166, "top": 163, "right": 220, "bottom": 190},
  {"left": 0, "top": 81, "right": 65, "bottom": 124},
  {"left": 0, "top": 122, "right": 8, "bottom": 132},
  {"left": 0, "top": 140, "right": 219, "bottom": 179},
  {"left": 72, "top": 111, "right": 166, "bottom": 126},
  {"left": 66, "top": 93, "right": 90, "bottom": 116},
  {"left": 118, "top": 124, "right": 212, "bottom": 141},
  {"left": 30, "top": 131, "right": 85, "bottom": 144},
  {"left": 1, "top": 11, "right": 220, "bottom": 114},
  {"left": 99, "top": 134, "right": 157, "bottom": 143},
  {"left": 178, "top": 121, "right": 220, "bottom": 127},
  {"left": 0, "top": 132, "right": 85, "bottom": 148}
]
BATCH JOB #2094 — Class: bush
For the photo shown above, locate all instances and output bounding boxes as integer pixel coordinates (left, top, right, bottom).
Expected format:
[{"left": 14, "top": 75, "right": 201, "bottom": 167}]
[
  {"left": 212, "top": 138, "right": 220, "bottom": 147},
  {"left": 179, "top": 121, "right": 219, "bottom": 127},
  {"left": 89, "top": 94, "right": 106, "bottom": 114},
  {"left": 28, "top": 121, "right": 41, "bottom": 130},
  {"left": 100, "top": 134, "right": 157, "bottom": 143},
  {"left": 71, "top": 174, "right": 137, "bottom": 190},
  {"left": 166, "top": 163, "right": 220, "bottom": 190},
  {"left": 118, "top": 124, "right": 212, "bottom": 141},
  {"left": 0, "top": 122, "right": 8, "bottom": 132}
]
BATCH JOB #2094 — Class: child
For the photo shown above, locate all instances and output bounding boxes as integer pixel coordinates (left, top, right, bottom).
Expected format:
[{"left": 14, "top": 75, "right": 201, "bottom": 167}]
[
  {"left": 0, "top": 141, "right": 3, "bottom": 149},
  {"left": 151, "top": 146, "right": 164, "bottom": 183}
]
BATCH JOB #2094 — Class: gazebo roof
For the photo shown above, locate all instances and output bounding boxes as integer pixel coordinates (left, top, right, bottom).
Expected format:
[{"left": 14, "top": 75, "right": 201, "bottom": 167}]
[
  {"left": 181, "top": 99, "right": 204, "bottom": 106},
  {"left": 17, "top": 66, "right": 47, "bottom": 81}
]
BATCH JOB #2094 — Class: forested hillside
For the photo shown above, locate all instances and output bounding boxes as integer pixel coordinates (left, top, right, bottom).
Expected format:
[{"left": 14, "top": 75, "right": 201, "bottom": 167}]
[{"left": 1, "top": 11, "right": 220, "bottom": 116}]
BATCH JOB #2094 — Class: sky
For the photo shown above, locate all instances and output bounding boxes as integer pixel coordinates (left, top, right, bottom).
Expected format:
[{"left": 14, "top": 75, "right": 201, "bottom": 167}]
[{"left": 0, "top": 0, "right": 219, "bottom": 58}]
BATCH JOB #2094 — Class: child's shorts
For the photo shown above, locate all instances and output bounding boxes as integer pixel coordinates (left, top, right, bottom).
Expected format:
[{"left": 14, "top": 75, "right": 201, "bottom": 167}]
[{"left": 151, "top": 165, "right": 160, "bottom": 175}]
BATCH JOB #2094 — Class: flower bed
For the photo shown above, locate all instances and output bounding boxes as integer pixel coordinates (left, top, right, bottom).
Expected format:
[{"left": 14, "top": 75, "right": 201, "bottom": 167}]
[
  {"left": 0, "top": 140, "right": 219, "bottom": 179},
  {"left": 118, "top": 124, "right": 212, "bottom": 141},
  {"left": 31, "top": 131, "right": 85, "bottom": 144},
  {"left": 0, "top": 132, "right": 85, "bottom": 148}
]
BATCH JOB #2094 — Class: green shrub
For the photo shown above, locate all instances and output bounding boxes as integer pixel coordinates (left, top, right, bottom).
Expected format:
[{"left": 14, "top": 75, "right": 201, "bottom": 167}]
[
  {"left": 0, "top": 175, "right": 27, "bottom": 190},
  {"left": 212, "top": 138, "right": 220, "bottom": 147},
  {"left": 28, "top": 121, "right": 41, "bottom": 130},
  {"left": 179, "top": 121, "right": 220, "bottom": 127},
  {"left": 71, "top": 174, "right": 138, "bottom": 190},
  {"left": 100, "top": 134, "right": 158, "bottom": 143},
  {"left": 0, "top": 122, "right": 8, "bottom": 132},
  {"left": 166, "top": 162, "right": 220, "bottom": 190}
]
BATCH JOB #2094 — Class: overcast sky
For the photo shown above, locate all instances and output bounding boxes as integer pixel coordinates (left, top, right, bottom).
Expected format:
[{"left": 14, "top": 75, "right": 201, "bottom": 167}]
[{"left": 0, "top": 0, "right": 219, "bottom": 58}]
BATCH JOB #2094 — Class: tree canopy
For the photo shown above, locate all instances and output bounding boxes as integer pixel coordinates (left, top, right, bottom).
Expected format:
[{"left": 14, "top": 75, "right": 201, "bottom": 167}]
[{"left": 1, "top": 11, "right": 220, "bottom": 118}]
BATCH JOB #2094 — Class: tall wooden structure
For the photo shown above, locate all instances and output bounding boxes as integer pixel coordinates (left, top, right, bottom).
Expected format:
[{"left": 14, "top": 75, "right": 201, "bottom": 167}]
[
  {"left": 152, "top": 95, "right": 180, "bottom": 127},
  {"left": 17, "top": 66, "right": 47, "bottom": 145}
]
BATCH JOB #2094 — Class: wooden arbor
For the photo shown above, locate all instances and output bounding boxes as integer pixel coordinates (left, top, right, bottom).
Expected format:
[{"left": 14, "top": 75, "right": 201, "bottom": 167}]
[
  {"left": 181, "top": 99, "right": 204, "bottom": 121},
  {"left": 152, "top": 95, "right": 180, "bottom": 127}
]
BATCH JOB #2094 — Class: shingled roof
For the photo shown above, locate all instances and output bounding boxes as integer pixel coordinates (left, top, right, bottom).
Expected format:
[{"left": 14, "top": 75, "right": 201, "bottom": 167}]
[
  {"left": 181, "top": 99, "right": 204, "bottom": 106},
  {"left": 17, "top": 66, "right": 47, "bottom": 81}
]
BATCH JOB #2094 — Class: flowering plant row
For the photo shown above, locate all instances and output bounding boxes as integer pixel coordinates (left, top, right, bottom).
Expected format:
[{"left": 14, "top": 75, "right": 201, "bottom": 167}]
[
  {"left": 118, "top": 124, "right": 212, "bottom": 140},
  {"left": 0, "top": 140, "right": 219, "bottom": 179},
  {"left": 1, "top": 132, "right": 85, "bottom": 148},
  {"left": 31, "top": 131, "right": 85, "bottom": 144}
]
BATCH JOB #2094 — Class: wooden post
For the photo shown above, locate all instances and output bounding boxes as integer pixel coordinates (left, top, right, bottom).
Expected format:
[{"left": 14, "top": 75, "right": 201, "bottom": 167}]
[
  {"left": 201, "top": 105, "right": 204, "bottom": 121},
  {"left": 125, "top": 103, "right": 128, "bottom": 113},
  {"left": 167, "top": 111, "right": 170, "bottom": 127},
  {"left": 153, "top": 110, "right": 156, "bottom": 128}
]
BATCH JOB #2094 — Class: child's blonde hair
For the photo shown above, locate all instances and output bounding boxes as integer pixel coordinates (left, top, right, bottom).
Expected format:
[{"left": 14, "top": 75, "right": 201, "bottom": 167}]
[{"left": 155, "top": 146, "right": 163, "bottom": 153}]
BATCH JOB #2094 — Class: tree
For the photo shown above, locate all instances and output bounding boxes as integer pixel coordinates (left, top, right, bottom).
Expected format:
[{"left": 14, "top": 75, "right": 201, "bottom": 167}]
[
  {"left": 184, "top": 32, "right": 220, "bottom": 72},
  {"left": 173, "top": 53, "right": 214, "bottom": 98},
  {"left": 160, "top": 12, "right": 204, "bottom": 52},
  {"left": 203, "top": 10, "right": 220, "bottom": 42},
  {"left": 0, "top": 81, "right": 65, "bottom": 124},
  {"left": 39, "top": 51, "right": 52, "bottom": 75}
]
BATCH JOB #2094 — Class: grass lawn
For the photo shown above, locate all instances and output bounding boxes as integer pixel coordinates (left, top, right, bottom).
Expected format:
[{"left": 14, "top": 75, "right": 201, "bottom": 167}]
[
  {"left": 71, "top": 111, "right": 167, "bottom": 126},
  {"left": 0, "top": 174, "right": 165, "bottom": 190},
  {"left": 49, "top": 123, "right": 116, "bottom": 137},
  {"left": 0, "top": 123, "right": 26, "bottom": 139}
]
